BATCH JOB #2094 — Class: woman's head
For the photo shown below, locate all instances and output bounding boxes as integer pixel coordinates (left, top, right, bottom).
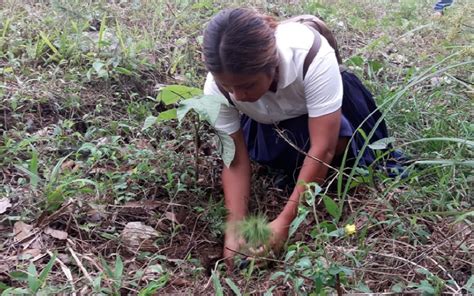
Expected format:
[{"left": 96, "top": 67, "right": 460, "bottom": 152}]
[{"left": 203, "top": 8, "right": 279, "bottom": 101}]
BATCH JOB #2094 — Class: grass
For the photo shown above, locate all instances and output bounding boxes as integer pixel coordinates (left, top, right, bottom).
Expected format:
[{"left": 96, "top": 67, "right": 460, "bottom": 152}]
[{"left": 0, "top": 0, "right": 473, "bottom": 295}]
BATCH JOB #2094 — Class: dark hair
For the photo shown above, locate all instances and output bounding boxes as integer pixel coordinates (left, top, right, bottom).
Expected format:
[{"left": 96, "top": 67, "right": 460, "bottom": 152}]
[{"left": 203, "top": 8, "right": 279, "bottom": 75}]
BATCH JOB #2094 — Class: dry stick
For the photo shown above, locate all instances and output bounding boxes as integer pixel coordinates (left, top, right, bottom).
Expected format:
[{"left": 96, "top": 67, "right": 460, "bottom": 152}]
[
  {"left": 368, "top": 251, "right": 457, "bottom": 293},
  {"left": 183, "top": 213, "right": 205, "bottom": 259},
  {"left": 424, "top": 256, "right": 461, "bottom": 292},
  {"left": 374, "top": 237, "right": 463, "bottom": 291},
  {"left": 47, "top": 250, "right": 76, "bottom": 296},
  {"left": 411, "top": 225, "right": 471, "bottom": 262},
  {"left": 68, "top": 246, "right": 94, "bottom": 286},
  {"left": 274, "top": 127, "right": 353, "bottom": 181},
  {"left": 193, "top": 117, "right": 201, "bottom": 183}
]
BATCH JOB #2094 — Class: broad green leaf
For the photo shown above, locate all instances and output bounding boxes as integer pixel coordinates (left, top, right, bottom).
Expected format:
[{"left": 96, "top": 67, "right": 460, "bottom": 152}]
[
  {"left": 138, "top": 275, "right": 169, "bottom": 296},
  {"left": 417, "top": 280, "right": 435, "bottom": 294},
  {"left": 270, "top": 271, "right": 286, "bottom": 280},
  {"left": 224, "top": 278, "right": 242, "bottom": 296},
  {"left": 114, "top": 67, "right": 133, "bottom": 75},
  {"left": 368, "top": 59, "right": 384, "bottom": 73},
  {"left": 49, "top": 153, "right": 73, "bottom": 185},
  {"left": 456, "top": 210, "right": 474, "bottom": 223},
  {"left": 39, "top": 31, "right": 60, "bottom": 56},
  {"left": 1, "top": 288, "right": 30, "bottom": 295},
  {"left": 368, "top": 137, "right": 395, "bottom": 150},
  {"left": 159, "top": 85, "right": 202, "bottom": 105},
  {"left": 9, "top": 271, "right": 27, "bottom": 281},
  {"left": 284, "top": 250, "right": 296, "bottom": 262},
  {"left": 263, "top": 286, "right": 276, "bottom": 296},
  {"left": 14, "top": 165, "right": 40, "bottom": 189},
  {"left": 38, "top": 254, "right": 56, "bottom": 289},
  {"left": 46, "top": 187, "right": 64, "bottom": 211},
  {"left": 142, "top": 116, "right": 157, "bottom": 130},
  {"left": 0, "top": 282, "right": 9, "bottom": 291},
  {"left": 92, "top": 61, "right": 105, "bottom": 73},
  {"left": 391, "top": 282, "right": 405, "bottom": 293},
  {"left": 211, "top": 271, "right": 224, "bottom": 296},
  {"left": 323, "top": 196, "right": 341, "bottom": 220},
  {"left": 464, "top": 275, "right": 474, "bottom": 293},
  {"left": 216, "top": 132, "right": 235, "bottom": 168},
  {"left": 157, "top": 109, "right": 177, "bottom": 121},
  {"left": 28, "top": 150, "right": 39, "bottom": 188},
  {"left": 100, "top": 257, "right": 115, "bottom": 279},
  {"left": 177, "top": 95, "right": 228, "bottom": 125},
  {"left": 295, "top": 257, "right": 312, "bottom": 269},
  {"left": 97, "top": 14, "right": 107, "bottom": 52},
  {"left": 27, "top": 263, "right": 39, "bottom": 292},
  {"left": 114, "top": 255, "right": 123, "bottom": 282},
  {"left": 355, "top": 283, "right": 372, "bottom": 293},
  {"left": 328, "top": 265, "right": 353, "bottom": 276},
  {"left": 288, "top": 207, "right": 309, "bottom": 238},
  {"left": 348, "top": 55, "right": 364, "bottom": 67},
  {"left": 327, "top": 228, "right": 344, "bottom": 237}
]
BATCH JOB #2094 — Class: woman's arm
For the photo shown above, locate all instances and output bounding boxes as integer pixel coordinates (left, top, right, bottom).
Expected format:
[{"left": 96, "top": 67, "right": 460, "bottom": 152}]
[
  {"left": 282, "top": 109, "right": 341, "bottom": 220},
  {"left": 269, "top": 109, "right": 342, "bottom": 249},
  {"left": 222, "top": 129, "right": 252, "bottom": 262}
]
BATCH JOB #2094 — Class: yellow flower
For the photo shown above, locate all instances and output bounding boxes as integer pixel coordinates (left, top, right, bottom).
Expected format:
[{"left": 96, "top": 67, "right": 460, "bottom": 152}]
[{"left": 344, "top": 224, "right": 356, "bottom": 236}]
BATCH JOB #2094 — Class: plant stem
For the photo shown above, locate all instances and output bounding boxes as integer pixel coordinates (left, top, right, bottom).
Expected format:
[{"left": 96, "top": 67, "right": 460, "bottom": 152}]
[{"left": 193, "top": 113, "right": 200, "bottom": 183}]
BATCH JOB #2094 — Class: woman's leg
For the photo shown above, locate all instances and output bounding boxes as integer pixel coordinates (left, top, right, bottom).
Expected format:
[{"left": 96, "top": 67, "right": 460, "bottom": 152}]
[
  {"left": 339, "top": 70, "right": 408, "bottom": 176},
  {"left": 241, "top": 113, "right": 356, "bottom": 185},
  {"left": 434, "top": 0, "right": 454, "bottom": 12}
]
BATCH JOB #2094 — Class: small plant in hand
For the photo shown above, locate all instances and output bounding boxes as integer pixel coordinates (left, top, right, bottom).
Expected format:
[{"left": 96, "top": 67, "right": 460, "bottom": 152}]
[{"left": 238, "top": 214, "right": 271, "bottom": 254}]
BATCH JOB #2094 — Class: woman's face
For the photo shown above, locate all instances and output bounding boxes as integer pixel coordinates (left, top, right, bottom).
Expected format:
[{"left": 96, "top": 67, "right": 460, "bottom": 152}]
[{"left": 213, "top": 71, "right": 274, "bottom": 102}]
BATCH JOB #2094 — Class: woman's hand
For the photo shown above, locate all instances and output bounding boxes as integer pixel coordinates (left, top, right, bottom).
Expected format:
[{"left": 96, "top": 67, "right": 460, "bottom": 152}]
[
  {"left": 268, "top": 214, "right": 292, "bottom": 253},
  {"left": 223, "top": 223, "right": 244, "bottom": 270},
  {"left": 246, "top": 214, "right": 292, "bottom": 258}
]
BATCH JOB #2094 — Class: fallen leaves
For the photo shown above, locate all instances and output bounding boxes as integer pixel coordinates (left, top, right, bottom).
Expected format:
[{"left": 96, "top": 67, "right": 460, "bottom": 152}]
[
  {"left": 121, "top": 222, "right": 160, "bottom": 253},
  {"left": 13, "top": 221, "right": 34, "bottom": 243},
  {"left": 44, "top": 227, "right": 68, "bottom": 240},
  {"left": 0, "top": 198, "right": 12, "bottom": 214}
]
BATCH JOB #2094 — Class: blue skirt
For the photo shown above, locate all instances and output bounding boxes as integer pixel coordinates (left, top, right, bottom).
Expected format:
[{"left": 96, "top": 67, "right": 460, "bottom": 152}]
[{"left": 241, "top": 71, "right": 400, "bottom": 178}]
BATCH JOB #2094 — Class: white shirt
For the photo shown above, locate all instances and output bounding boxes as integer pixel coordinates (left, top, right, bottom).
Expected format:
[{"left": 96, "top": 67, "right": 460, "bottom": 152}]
[{"left": 203, "top": 22, "right": 343, "bottom": 135}]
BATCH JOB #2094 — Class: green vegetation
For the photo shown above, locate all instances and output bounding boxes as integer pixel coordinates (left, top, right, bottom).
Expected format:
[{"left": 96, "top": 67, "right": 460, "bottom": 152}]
[
  {"left": 0, "top": 0, "right": 472, "bottom": 294},
  {"left": 239, "top": 215, "right": 272, "bottom": 250}
]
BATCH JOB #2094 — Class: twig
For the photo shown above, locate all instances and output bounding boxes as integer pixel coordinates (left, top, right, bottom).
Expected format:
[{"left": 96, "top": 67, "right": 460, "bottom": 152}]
[
  {"left": 375, "top": 233, "right": 465, "bottom": 292},
  {"left": 274, "top": 126, "right": 340, "bottom": 174},
  {"left": 68, "top": 245, "right": 94, "bottom": 286},
  {"left": 368, "top": 251, "right": 457, "bottom": 293},
  {"left": 193, "top": 116, "right": 201, "bottom": 183},
  {"left": 47, "top": 250, "right": 76, "bottom": 296},
  {"left": 411, "top": 225, "right": 471, "bottom": 262},
  {"left": 424, "top": 256, "right": 461, "bottom": 292}
]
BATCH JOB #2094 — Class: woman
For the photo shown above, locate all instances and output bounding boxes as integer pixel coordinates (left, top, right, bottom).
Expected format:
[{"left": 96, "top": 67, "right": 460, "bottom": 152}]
[
  {"left": 202, "top": 8, "right": 393, "bottom": 266},
  {"left": 433, "top": 0, "right": 454, "bottom": 16}
]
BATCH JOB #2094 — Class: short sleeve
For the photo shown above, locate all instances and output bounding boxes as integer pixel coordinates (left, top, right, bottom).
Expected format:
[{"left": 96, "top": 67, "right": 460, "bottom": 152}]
[
  {"left": 203, "top": 73, "right": 241, "bottom": 135},
  {"left": 303, "top": 48, "right": 343, "bottom": 118}
]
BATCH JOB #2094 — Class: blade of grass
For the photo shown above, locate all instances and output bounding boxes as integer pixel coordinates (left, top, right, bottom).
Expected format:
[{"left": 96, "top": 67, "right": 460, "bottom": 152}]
[
  {"left": 39, "top": 31, "right": 61, "bottom": 57},
  {"left": 336, "top": 55, "right": 473, "bottom": 222}
]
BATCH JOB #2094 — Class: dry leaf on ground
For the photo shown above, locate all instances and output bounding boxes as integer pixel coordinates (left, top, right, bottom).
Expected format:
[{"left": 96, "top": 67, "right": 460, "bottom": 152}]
[
  {"left": 13, "top": 221, "right": 34, "bottom": 242},
  {"left": 165, "top": 211, "right": 179, "bottom": 224},
  {"left": 18, "top": 248, "right": 42, "bottom": 260},
  {"left": 121, "top": 222, "right": 160, "bottom": 252},
  {"left": 44, "top": 227, "right": 68, "bottom": 240},
  {"left": 0, "top": 198, "right": 12, "bottom": 214}
]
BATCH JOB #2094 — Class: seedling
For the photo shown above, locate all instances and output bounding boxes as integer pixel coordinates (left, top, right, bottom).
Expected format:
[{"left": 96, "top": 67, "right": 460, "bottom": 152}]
[{"left": 238, "top": 215, "right": 271, "bottom": 251}]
